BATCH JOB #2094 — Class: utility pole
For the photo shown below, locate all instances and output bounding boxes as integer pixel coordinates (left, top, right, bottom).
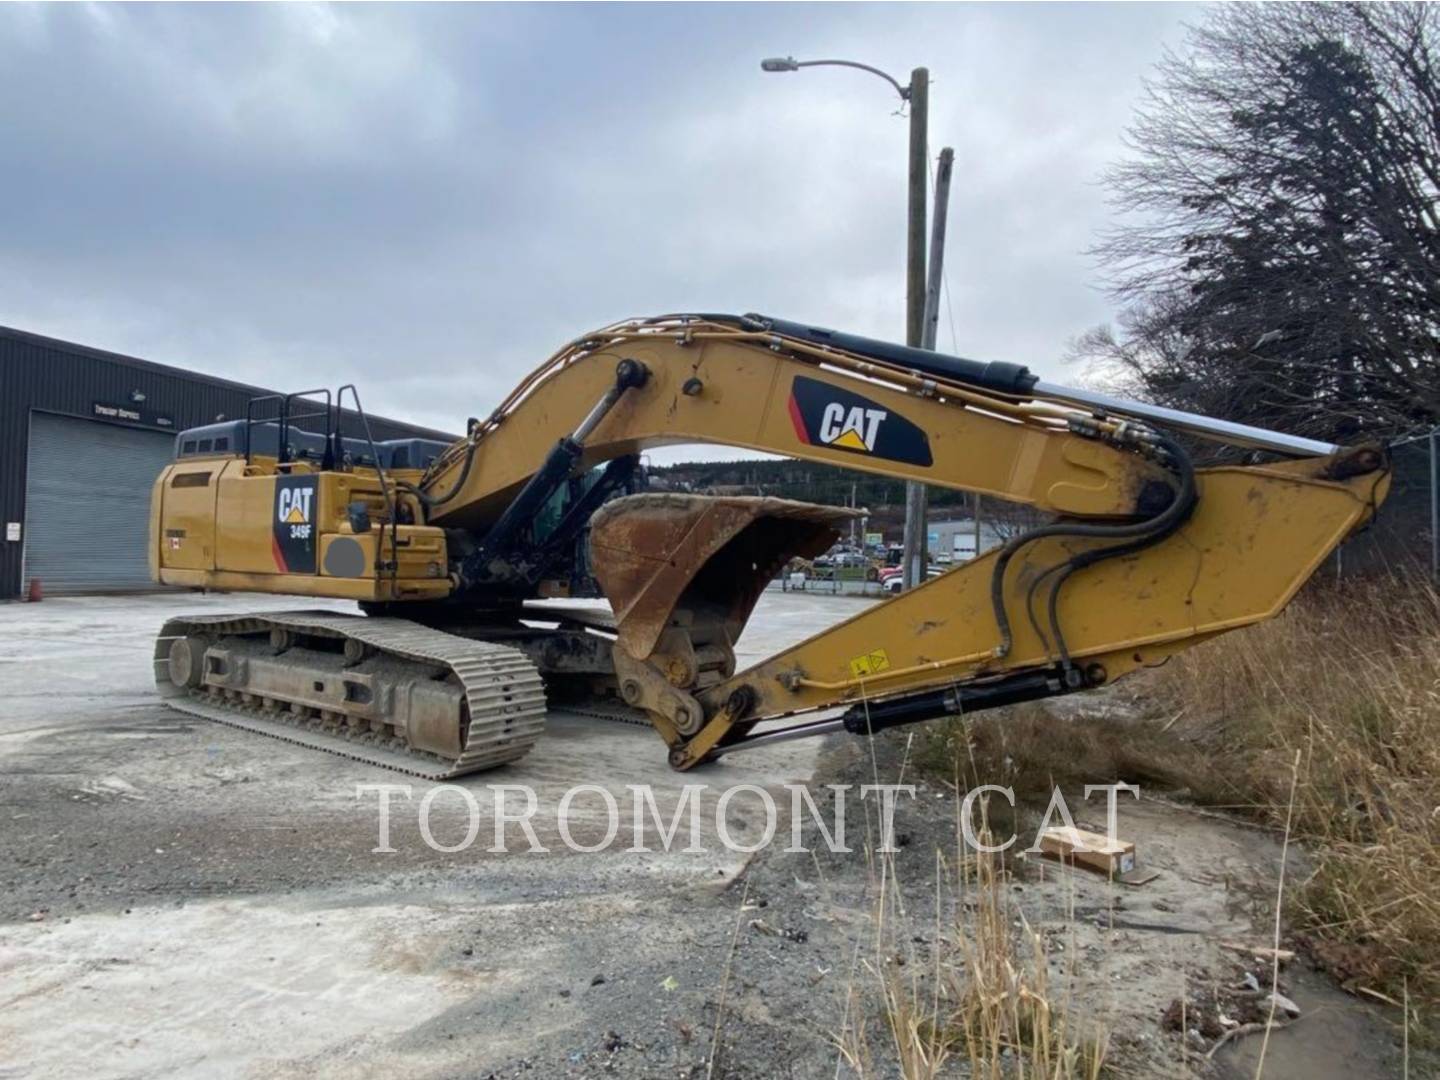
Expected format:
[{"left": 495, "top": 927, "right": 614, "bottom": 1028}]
[
  {"left": 899, "top": 68, "right": 930, "bottom": 591},
  {"left": 758, "top": 57, "right": 935, "bottom": 587},
  {"left": 903, "top": 146, "right": 954, "bottom": 586},
  {"left": 973, "top": 492, "right": 982, "bottom": 561},
  {"left": 922, "top": 148, "right": 954, "bottom": 352}
]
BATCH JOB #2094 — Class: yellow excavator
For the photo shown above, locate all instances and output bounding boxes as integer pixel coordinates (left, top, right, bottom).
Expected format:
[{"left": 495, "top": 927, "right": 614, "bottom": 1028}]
[{"left": 149, "top": 314, "right": 1389, "bottom": 777}]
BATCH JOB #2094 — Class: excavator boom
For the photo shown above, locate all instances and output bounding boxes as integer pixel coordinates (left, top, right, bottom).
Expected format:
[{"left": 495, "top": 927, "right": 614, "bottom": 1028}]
[{"left": 150, "top": 314, "right": 1389, "bottom": 774}]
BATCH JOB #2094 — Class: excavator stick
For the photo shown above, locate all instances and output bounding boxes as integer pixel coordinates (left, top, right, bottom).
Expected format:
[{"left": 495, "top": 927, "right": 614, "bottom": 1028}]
[{"left": 667, "top": 447, "right": 1391, "bottom": 768}]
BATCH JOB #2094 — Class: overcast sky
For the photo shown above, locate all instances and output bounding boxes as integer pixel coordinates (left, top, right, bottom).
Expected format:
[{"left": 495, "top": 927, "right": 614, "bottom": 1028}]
[{"left": 1, "top": 2, "right": 1195, "bottom": 455}]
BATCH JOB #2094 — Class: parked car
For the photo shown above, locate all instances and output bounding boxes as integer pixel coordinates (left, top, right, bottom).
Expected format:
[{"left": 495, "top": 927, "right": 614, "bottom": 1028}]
[{"left": 882, "top": 566, "right": 944, "bottom": 593}]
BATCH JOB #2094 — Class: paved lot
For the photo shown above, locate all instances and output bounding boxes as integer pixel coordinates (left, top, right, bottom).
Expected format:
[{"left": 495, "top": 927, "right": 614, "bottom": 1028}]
[{"left": 0, "top": 588, "right": 869, "bottom": 1079}]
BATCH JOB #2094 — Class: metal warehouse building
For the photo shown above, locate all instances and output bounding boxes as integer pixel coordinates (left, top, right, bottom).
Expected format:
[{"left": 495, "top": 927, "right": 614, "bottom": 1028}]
[{"left": 0, "top": 326, "right": 456, "bottom": 600}]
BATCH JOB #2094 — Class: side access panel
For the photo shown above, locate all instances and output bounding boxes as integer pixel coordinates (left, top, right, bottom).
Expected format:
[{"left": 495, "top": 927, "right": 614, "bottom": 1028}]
[
  {"left": 155, "top": 460, "right": 221, "bottom": 572},
  {"left": 215, "top": 464, "right": 313, "bottom": 575}
]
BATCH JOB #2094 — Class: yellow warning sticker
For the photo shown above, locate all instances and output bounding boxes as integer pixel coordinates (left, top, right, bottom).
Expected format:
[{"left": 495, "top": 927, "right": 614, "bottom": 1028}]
[{"left": 848, "top": 649, "right": 891, "bottom": 679}]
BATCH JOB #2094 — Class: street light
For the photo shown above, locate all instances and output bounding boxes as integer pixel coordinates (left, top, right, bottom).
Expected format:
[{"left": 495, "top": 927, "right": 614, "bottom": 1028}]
[
  {"left": 759, "top": 56, "right": 912, "bottom": 102},
  {"left": 760, "top": 54, "right": 933, "bottom": 589}
]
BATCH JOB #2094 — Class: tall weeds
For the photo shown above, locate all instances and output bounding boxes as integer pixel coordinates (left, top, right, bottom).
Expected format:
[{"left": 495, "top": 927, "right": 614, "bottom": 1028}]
[
  {"left": 914, "top": 573, "right": 1439, "bottom": 1024},
  {"left": 942, "top": 840, "right": 1108, "bottom": 1079},
  {"left": 839, "top": 804, "right": 1107, "bottom": 1078},
  {"left": 1151, "top": 576, "right": 1440, "bottom": 1013}
]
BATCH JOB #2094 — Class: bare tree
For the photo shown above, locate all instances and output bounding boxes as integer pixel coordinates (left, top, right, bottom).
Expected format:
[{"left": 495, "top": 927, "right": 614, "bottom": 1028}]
[
  {"left": 977, "top": 496, "right": 1049, "bottom": 543},
  {"left": 1083, "top": 3, "right": 1440, "bottom": 444}
]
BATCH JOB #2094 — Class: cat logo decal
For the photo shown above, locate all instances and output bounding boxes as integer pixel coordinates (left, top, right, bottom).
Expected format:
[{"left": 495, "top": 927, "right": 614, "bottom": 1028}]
[
  {"left": 787, "top": 376, "right": 932, "bottom": 467},
  {"left": 272, "top": 476, "right": 319, "bottom": 573},
  {"left": 818, "top": 401, "right": 887, "bottom": 452},
  {"left": 278, "top": 486, "right": 313, "bottom": 526}
]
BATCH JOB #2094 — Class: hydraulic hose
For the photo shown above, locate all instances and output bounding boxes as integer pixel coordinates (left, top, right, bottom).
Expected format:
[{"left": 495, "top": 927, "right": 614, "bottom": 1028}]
[
  {"left": 1041, "top": 436, "right": 1196, "bottom": 669},
  {"left": 395, "top": 435, "right": 481, "bottom": 518},
  {"left": 990, "top": 434, "right": 1197, "bottom": 665}
]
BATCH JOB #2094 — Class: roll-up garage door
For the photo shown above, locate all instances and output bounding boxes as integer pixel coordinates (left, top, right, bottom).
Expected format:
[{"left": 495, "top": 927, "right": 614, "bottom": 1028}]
[{"left": 22, "top": 412, "right": 175, "bottom": 593}]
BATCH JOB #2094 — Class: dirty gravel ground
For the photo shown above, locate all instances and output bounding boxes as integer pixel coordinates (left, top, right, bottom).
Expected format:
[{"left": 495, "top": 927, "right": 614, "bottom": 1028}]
[{"left": 0, "top": 592, "right": 1415, "bottom": 1078}]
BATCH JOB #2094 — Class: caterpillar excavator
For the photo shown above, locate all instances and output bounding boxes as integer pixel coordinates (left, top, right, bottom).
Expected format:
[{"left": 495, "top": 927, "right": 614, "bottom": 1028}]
[{"left": 149, "top": 313, "right": 1389, "bottom": 777}]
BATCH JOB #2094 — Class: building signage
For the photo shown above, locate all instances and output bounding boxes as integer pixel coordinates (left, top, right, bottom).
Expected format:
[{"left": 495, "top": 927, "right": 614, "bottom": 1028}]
[{"left": 92, "top": 401, "right": 176, "bottom": 429}]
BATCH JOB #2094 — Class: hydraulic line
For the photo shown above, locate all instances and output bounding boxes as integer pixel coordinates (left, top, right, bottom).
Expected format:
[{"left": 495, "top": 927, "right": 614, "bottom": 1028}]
[
  {"left": 991, "top": 434, "right": 1198, "bottom": 669},
  {"left": 457, "top": 359, "right": 649, "bottom": 591},
  {"left": 1043, "top": 438, "right": 1196, "bottom": 669},
  {"left": 400, "top": 355, "right": 646, "bottom": 522},
  {"left": 1023, "top": 558, "right": 1073, "bottom": 661},
  {"left": 396, "top": 437, "right": 479, "bottom": 516}
]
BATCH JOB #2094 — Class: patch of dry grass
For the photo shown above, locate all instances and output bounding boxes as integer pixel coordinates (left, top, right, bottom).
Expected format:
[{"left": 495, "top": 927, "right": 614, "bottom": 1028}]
[
  {"left": 1149, "top": 576, "right": 1440, "bottom": 1017},
  {"left": 917, "top": 573, "right": 1440, "bottom": 1027},
  {"left": 940, "top": 840, "right": 1108, "bottom": 1079},
  {"left": 837, "top": 796, "right": 1108, "bottom": 1079},
  {"left": 912, "top": 700, "right": 1223, "bottom": 803}
]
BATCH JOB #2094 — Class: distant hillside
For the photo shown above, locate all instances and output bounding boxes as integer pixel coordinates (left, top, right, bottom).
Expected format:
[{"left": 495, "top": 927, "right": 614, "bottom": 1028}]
[{"left": 646, "top": 458, "right": 977, "bottom": 539}]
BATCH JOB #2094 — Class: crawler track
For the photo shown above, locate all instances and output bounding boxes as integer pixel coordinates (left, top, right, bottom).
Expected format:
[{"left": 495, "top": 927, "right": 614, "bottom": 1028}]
[{"left": 154, "top": 611, "right": 547, "bottom": 779}]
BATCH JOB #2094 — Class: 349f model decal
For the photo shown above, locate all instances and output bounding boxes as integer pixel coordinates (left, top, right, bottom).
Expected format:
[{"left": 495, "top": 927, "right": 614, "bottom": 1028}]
[
  {"left": 787, "top": 376, "right": 933, "bottom": 467},
  {"left": 272, "top": 475, "right": 318, "bottom": 573}
]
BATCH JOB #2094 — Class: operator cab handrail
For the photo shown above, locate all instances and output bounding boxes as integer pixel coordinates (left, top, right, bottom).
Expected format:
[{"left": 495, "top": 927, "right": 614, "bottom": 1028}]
[{"left": 336, "top": 383, "right": 401, "bottom": 586}]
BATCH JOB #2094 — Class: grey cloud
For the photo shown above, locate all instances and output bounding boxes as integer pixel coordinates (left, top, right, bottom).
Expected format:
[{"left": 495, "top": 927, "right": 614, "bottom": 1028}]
[{"left": 0, "top": 3, "right": 1193, "bottom": 451}]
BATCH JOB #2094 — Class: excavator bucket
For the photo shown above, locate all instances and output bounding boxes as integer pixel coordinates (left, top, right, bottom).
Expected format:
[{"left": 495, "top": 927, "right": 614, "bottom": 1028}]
[{"left": 588, "top": 494, "right": 860, "bottom": 663}]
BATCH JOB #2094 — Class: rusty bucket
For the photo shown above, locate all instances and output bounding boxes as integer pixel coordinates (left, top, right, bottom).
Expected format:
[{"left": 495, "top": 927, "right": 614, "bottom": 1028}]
[{"left": 588, "top": 493, "right": 859, "bottom": 664}]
